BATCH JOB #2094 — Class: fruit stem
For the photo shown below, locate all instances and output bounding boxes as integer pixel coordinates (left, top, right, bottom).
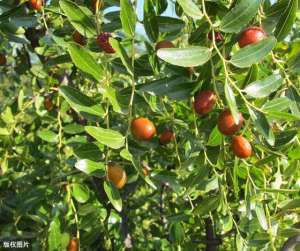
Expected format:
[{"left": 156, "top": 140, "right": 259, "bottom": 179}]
[
  {"left": 201, "top": 0, "right": 264, "bottom": 114},
  {"left": 125, "top": 1, "right": 137, "bottom": 149}
]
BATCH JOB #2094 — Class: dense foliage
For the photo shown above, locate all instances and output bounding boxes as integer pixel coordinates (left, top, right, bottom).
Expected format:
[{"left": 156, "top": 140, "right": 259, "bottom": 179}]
[{"left": 0, "top": 0, "right": 300, "bottom": 250}]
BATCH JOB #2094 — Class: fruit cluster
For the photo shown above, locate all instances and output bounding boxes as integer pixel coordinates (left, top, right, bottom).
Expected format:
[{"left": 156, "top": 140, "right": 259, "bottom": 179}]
[{"left": 69, "top": 26, "right": 266, "bottom": 191}]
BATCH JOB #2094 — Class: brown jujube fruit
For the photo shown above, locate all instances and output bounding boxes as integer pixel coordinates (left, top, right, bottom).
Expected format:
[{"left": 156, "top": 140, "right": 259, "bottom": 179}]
[
  {"left": 194, "top": 90, "right": 216, "bottom": 115},
  {"left": 0, "top": 54, "right": 6, "bottom": 66},
  {"left": 217, "top": 110, "right": 244, "bottom": 136},
  {"left": 232, "top": 135, "right": 252, "bottom": 159},
  {"left": 67, "top": 238, "right": 78, "bottom": 251},
  {"left": 72, "top": 31, "right": 86, "bottom": 46},
  {"left": 155, "top": 40, "right": 174, "bottom": 51},
  {"left": 159, "top": 130, "right": 175, "bottom": 145},
  {"left": 107, "top": 163, "right": 127, "bottom": 189}
]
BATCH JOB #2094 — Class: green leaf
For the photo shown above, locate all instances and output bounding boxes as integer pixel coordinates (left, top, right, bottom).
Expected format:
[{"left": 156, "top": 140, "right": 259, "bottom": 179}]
[
  {"left": 120, "top": 0, "right": 136, "bottom": 37},
  {"left": 262, "top": 97, "right": 291, "bottom": 112},
  {"left": 274, "top": 0, "right": 298, "bottom": 41},
  {"left": 279, "top": 199, "right": 300, "bottom": 211},
  {"left": 143, "top": 0, "right": 158, "bottom": 42},
  {"left": 242, "top": 64, "right": 259, "bottom": 88},
  {"left": 169, "top": 222, "right": 185, "bottom": 244},
  {"left": 104, "top": 181, "right": 122, "bottom": 212},
  {"left": 103, "top": 86, "right": 123, "bottom": 114},
  {"left": 1, "top": 107, "right": 14, "bottom": 124},
  {"left": 288, "top": 52, "right": 300, "bottom": 74},
  {"left": 18, "top": 89, "right": 24, "bottom": 110},
  {"left": 109, "top": 38, "right": 133, "bottom": 76},
  {"left": 85, "top": 126, "right": 125, "bottom": 149},
  {"left": 176, "top": 0, "right": 203, "bottom": 20},
  {"left": 120, "top": 149, "right": 133, "bottom": 162},
  {"left": 138, "top": 76, "right": 197, "bottom": 100},
  {"left": 48, "top": 217, "right": 61, "bottom": 251},
  {"left": 224, "top": 82, "right": 240, "bottom": 124},
  {"left": 59, "top": 86, "right": 104, "bottom": 117},
  {"left": 220, "top": 0, "right": 260, "bottom": 33},
  {"left": 72, "top": 183, "right": 90, "bottom": 203},
  {"left": 75, "top": 159, "right": 105, "bottom": 177},
  {"left": 244, "top": 74, "right": 283, "bottom": 98},
  {"left": 64, "top": 124, "right": 85, "bottom": 135},
  {"left": 194, "top": 195, "right": 220, "bottom": 215},
  {"left": 266, "top": 111, "right": 300, "bottom": 122},
  {"left": 156, "top": 16, "right": 185, "bottom": 35},
  {"left": 0, "top": 128, "right": 9, "bottom": 136},
  {"left": 68, "top": 43, "right": 103, "bottom": 81},
  {"left": 255, "top": 203, "right": 268, "bottom": 230},
  {"left": 37, "top": 130, "right": 58, "bottom": 143},
  {"left": 73, "top": 143, "right": 102, "bottom": 161},
  {"left": 59, "top": 0, "right": 96, "bottom": 38},
  {"left": 248, "top": 108, "right": 275, "bottom": 146},
  {"left": 157, "top": 46, "right": 211, "bottom": 67},
  {"left": 231, "top": 37, "right": 277, "bottom": 68},
  {"left": 207, "top": 126, "right": 223, "bottom": 147}
]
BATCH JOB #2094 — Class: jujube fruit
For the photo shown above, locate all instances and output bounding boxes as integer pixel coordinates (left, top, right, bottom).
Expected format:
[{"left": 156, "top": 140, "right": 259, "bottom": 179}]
[
  {"left": 159, "top": 130, "right": 175, "bottom": 145},
  {"left": 232, "top": 135, "right": 252, "bottom": 159},
  {"left": 28, "top": 0, "right": 43, "bottom": 11},
  {"left": 194, "top": 90, "right": 216, "bottom": 116},
  {"left": 72, "top": 31, "right": 86, "bottom": 46},
  {"left": 238, "top": 27, "right": 266, "bottom": 48},
  {"left": 67, "top": 237, "right": 78, "bottom": 251},
  {"left": 107, "top": 163, "right": 127, "bottom": 189},
  {"left": 0, "top": 54, "right": 6, "bottom": 66},
  {"left": 131, "top": 117, "right": 156, "bottom": 141},
  {"left": 96, "top": 32, "right": 115, "bottom": 54},
  {"left": 217, "top": 110, "right": 244, "bottom": 136},
  {"left": 44, "top": 96, "right": 53, "bottom": 111},
  {"left": 155, "top": 40, "right": 174, "bottom": 51},
  {"left": 208, "top": 31, "right": 224, "bottom": 42}
]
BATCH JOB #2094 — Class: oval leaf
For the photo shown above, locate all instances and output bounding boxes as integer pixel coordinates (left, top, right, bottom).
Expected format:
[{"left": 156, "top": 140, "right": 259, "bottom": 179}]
[
  {"left": 225, "top": 82, "right": 240, "bottom": 124},
  {"left": 104, "top": 181, "right": 122, "bottom": 212},
  {"left": 143, "top": 0, "right": 158, "bottom": 42},
  {"left": 60, "top": 0, "right": 96, "bottom": 38},
  {"left": 248, "top": 108, "right": 275, "bottom": 146},
  {"left": 177, "top": 0, "right": 203, "bottom": 20},
  {"left": 274, "top": 0, "right": 298, "bottom": 41},
  {"left": 220, "top": 0, "right": 260, "bottom": 33},
  {"left": 75, "top": 159, "right": 105, "bottom": 177},
  {"left": 85, "top": 126, "right": 125, "bottom": 149},
  {"left": 231, "top": 37, "right": 277, "bottom": 68},
  {"left": 157, "top": 46, "right": 211, "bottom": 67},
  {"left": 59, "top": 86, "right": 104, "bottom": 117},
  {"left": 244, "top": 74, "right": 283, "bottom": 98},
  {"left": 72, "top": 183, "right": 90, "bottom": 203},
  {"left": 120, "top": 0, "right": 136, "bottom": 37},
  {"left": 68, "top": 43, "right": 103, "bottom": 81}
]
